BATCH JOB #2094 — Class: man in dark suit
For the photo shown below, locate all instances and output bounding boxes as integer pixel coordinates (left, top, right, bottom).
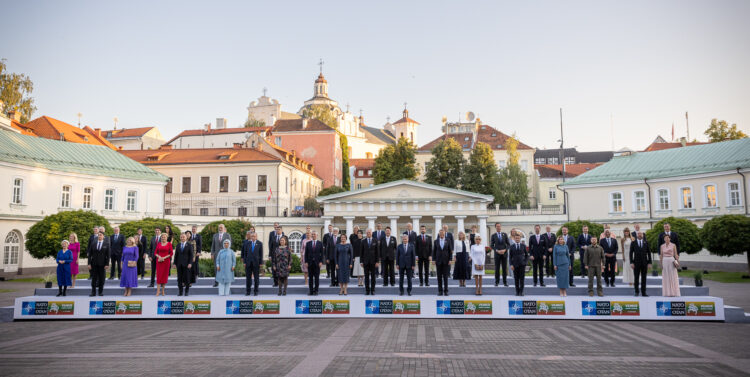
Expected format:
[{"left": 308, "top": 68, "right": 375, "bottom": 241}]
[
  {"left": 268, "top": 225, "right": 285, "bottom": 287},
  {"left": 108, "top": 227, "right": 124, "bottom": 279},
  {"left": 241, "top": 231, "right": 263, "bottom": 296},
  {"left": 191, "top": 225, "right": 202, "bottom": 283},
  {"left": 322, "top": 224, "right": 334, "bottom": 281},
  {"left": 509, "top": 233, "right": 528, "bottom": 296},
  {"left": 380, "top": 227, "right": 397, "bottom": 287},
  {"left": 360, "top": 229, "right": 380, "bottom": 295},
  {"left": 396, "top": 234, "right": 416, "bottom": 296},
  {"left": 305, "top": 231, "right": 324, "bottom": 295},
  {"left": 528, "top": 225, "right": 546, "bottom": 287},
  {"left": 415, "top": 225, "right": 432, "bottom": 287},
  {"left": 148, "top": 227, "right": 162, "bottom": 287},
  {"left": 442, "top": 225, "right": 454, "bottom": 244},
  {"left": 577, "top": 226, "right": 592, "bottom": 278},
  {"left": 630, "top": 231, "right": 652, "bottom": 297},
  {"left": 373, "top": 223, "right": 386, "bottom": 243},
  {"left": 211, "top": 223, "right": 232, "bottom": 287},
  {"left": 174, "top": 233, "right": 194, "bottom": 296},
  {"left": 135, "top": 228, "right": 148, "bottom": 279},
  {"left": 86, "top": 226, "right": 99, "bottom": 255},
  {"left": 432, "top": 229, "right": 453, "bottom": 296},
  {"left": 542, "top": 226, "right": 556, "bottom": 277},
  {"left": 600, "top": 229, "right": 619, "bottom": 287},
  {"left": 323, "top": 226, "right": 339, "bottom": 287},
  {"left": 403, "top": 223, "right": 417, "bottom": 246},
  {"left": 561, "top": 227, "right": 577, "bottom": 287},
  {"left": 490, "top": 223, "right": 509, "bottom": 287},
  {"left": 88, "top": 232, "right": 110, "bottom": 297},
  {"left": 657, "top": 223, "right": 680, "bottom": 255}
]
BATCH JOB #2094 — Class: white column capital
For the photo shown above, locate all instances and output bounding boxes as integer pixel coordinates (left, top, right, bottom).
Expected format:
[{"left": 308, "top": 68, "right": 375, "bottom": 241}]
[
  {"left": 365, "top": 216, "right": 378, "bottom": 220},
  {"left": 342, "top": 216, "right": 356, "bottom": 220},
  {"left": 409, "top": 216, "right": 422, "bottom": 220},
  {"left": 432, "top": 215, "right": 445, "bottom": 220},
  {"left": 477, "top": 215, "right": 489, "bottom": 219},
  {"left": 321, "top": 216, "right": 334, "bottom": 220},
  {"left": 454, "top": 215, "right": 467, "bottom": 220},
  {"left": 387, "top": 216, "right": 400, "bottom": 220}
]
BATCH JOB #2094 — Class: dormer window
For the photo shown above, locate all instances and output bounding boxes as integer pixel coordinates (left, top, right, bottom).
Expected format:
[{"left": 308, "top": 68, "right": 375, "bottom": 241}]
[
  {"left": 217, "top": 151, "right": 237, "bottom": 160},
  {"left": 464, "top": 137, "right": 469, "bottom": 141},
  {"left": 491, "top": 133, "right": 497, "bottom": 137}
]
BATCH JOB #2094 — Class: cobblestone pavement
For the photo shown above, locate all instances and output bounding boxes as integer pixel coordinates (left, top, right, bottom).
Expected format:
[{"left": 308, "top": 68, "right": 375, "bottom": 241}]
[{"left": 0, "top": 319, "right": 748, "bottom": 376}]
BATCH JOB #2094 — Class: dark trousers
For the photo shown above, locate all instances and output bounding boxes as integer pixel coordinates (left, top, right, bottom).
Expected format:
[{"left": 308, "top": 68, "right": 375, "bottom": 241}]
[
  {"left": 568, "top": 253, "right": 576, "bottom": 285},
  {"left": 382, "top": 258, "right": 395, "bottom": 286},
  {"left": 494, "top": 252, "right": 507, "bottom": 285},
  {"left": 326, "top": 259, "right": 337, "bottom": 286},
  {"left": 363, "top": 263, "right": 377, "bottom": 293},
  {"left": 633, "top": 262, "right": 648, "bottom": 295},
  {"left": 90, "top": 265, "right": 105, "bottom": 294},
  {"left": 399, "top": 267, "right": 413, "bottom": 293},
  {"left": 546, "top": 251, "right": 554, "bottom": 277},
  {"left": 150, "top": 257, "right": 157, "bottom": 284},
  {"left": 513, "top": 264, "right": 525, "bottom": 294},
  {"left": 532, "top": 255, "right": 545, "bottom": 285},
  {"left": 176, "top": 264, "right": 190, "bottom": 293},
  {"left": 417, "top": 257, "right": 430, "bottom": 285},
  {"left": 579, "top": 251, "right": 587, "bottom": 277},
  {"left": 109, "top": 254, "right": 121, "bottom": 278},
  {"left": 604, "top": 256, "right": 616, "bottom": 286},
  {"left": 137, "top": 252, "right": 145, "bottom": 278},
  {"left": 308, "top": 263, "right": 320, "bottom": 293},
  {"left": 436, "top": 263, "right": 450, "bottom": 294},
  {"left": 245, "top": 263, "right": 260, "bottom": 293}
]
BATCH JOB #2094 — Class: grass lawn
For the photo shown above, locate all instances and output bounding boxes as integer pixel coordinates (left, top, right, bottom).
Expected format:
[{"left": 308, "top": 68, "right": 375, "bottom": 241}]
[
  {"left": 0, "top": 288, "right": 16, "bottom": 293},
  {"left": 678, "top": 270, "right": 750, "bottom": 283}
]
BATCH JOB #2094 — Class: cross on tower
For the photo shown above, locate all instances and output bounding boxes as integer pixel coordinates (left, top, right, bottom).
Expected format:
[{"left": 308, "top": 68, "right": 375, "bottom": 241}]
[
  {"left": 403, "top": 101, "right": 408, "bottom": 110},
  {"left": 318, "top": 58, "right": 324, "bottom": 74},
  {"left": 359, "top": 109, "right": 363, "bottom": 118},
  {"left": 262, "top": 87, "right": 267, "bottom": 97}
]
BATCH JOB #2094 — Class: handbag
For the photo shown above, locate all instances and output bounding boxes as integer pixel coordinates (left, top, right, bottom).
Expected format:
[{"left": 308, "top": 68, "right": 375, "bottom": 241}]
[
  {"left": 475, "top": 264, "right": 484, "bottom": 271},
  {"left": 127, "top": 260, "right": 137, "bottom": 268},
  {"left": 672, "top": 259, "right": 680, "bottom": 269}
]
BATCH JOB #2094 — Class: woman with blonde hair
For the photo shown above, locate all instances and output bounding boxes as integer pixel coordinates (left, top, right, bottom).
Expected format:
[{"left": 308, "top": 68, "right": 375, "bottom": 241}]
[
  {"left": 621, "top": 228, "right": 634, "bottom": 286},
  {"left": 68, "top": 233, "right": 80, "bottom": 288},
  {"left": 120, "top": 236, "right": 139, "bottom": 296},
  {"left": 469, "top": 234, "right": 486, "bottom": 295},
  {"left": 56, "top": 240, "right": 73, "bottom": 296}
]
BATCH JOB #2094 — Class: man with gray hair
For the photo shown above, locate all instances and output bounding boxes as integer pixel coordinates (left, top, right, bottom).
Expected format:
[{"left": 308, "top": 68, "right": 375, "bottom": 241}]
[
  {"left": 324, "top": 225, "right": 339, "bottom": 286},
  {"left": 211, "top": 224, "right": 231, "bottom": 287},
  {"left": 241, "top": 231, "right": 263, "bottom": 296}
]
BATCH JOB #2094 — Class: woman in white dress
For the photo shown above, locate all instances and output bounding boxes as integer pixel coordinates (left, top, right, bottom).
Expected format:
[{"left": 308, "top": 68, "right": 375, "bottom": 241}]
[
  {"left": 621, "top": 228, "right": 634, "bottom": 286},
  {"left": 469, "top": 235, "right": 486, "bottom": 295}
]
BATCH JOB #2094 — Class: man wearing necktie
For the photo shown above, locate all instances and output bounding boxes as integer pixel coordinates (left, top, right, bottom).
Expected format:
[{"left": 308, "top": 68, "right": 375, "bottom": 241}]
[
  {"left": 529, "top": 225, "right": 546, "bottom": 287},
  {"left": 380, "top": 227, "right": 397, "bottom": 287},
  {"left": 415, "top": 225, "right": 432, "bottom": 287},
  {"left": 304, "top": 231, "right": 324, "bottom": 295},
  {"left": 148, "top": 228, "right": 162, "bottom": 287},
  {"left": 136, "top": 228, "right": 148, "bottom": 279},
  {"left": 360, "top": 229, "right": 380, "bottom": 295},
  {"left": 174, "top": 233, "right": 194, "bottom": 296},
  {"left": 577, "top": 226, "right": 592, "bottom": 278},
  {"left": 432, "top": 229, "right": 453, "bottom": 296},
  {"left": 629, "top": 231, "right": 652, "bottom": 297},
  {"left": 490, "top": 223, "right": 509, "bottom": 287},
  {"left": 509, "top": 234, "right": 528, "bottom": 296},
  {"left": 88, "top": 232, "right": 110, "bottom": 296},
  {"left": 211, "top": 224, "right": 232, "bottom": 287},
  {"left": 542, "top": 226, "right": 556, "bottom": 278},
  {"left": 241, "top": 231, "right": 263, "bottom": 296},
  {"left": 109, "top": 227, "right": 124, "bottom": 279},
  {"left": 601, "top": 229, "right": 619, "bottom": 287},
  {"left": 396, "top": 234, "right": 416, "bottom": 296}
]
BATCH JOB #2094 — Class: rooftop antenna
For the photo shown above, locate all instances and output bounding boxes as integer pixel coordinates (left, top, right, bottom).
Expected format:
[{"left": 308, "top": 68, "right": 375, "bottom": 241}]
[
  {"left": 685, "top": 111, "right": 690, "bottom": 141},
  {"left": 76, "top": 112, "right": 82, "bottom": 128},
  {"left": 318, "top": 58, "right": 324, "bottom": 74},
  {"left": 113, "top": 116, "right": 119, "bottom": 130},
  {"left": 262, "top": 87, "right": 267, "bottom": 97}
]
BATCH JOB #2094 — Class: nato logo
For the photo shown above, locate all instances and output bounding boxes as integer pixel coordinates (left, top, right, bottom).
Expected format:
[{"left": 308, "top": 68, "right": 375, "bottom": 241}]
[
  {"left": 157, "top": 301, "right": 172, "bottom": 315},
  {"left": 226, "top": 300, "right": 240, "bottom": 315},
  {"left": 21, "top": 301, "right": 35, "bottom": 315},
  {"left": 656, "top": 301, "right": 671, "bottom": 316},
  {"left": 365, "top": 300, "right": 380, "bottom": 314},
  {"left": 436, "top": 300, "right": 451, "bottom": 315},
  {"left": 582, "top": 301, "right": 597, "bottom": 316},
  {"left": 89, "top": 301, "right": 103, "bottom": 315},
  {"left": 295, "top": 300, "right": 309, "bottom": 314},
  {"left": 508, "top": 300, "right": 524, "bottom": 315}
]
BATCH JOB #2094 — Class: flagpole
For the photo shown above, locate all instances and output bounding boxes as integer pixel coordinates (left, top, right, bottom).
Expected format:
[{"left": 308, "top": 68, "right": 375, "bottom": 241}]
[{"left": 686, "top": 111, "right": 690, "bottom": 141}]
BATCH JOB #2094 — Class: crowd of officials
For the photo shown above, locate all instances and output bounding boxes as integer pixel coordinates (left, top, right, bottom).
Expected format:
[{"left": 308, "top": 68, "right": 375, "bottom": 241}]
[{"left": 53, "top": 221, "right": 681, "bottom": 298}]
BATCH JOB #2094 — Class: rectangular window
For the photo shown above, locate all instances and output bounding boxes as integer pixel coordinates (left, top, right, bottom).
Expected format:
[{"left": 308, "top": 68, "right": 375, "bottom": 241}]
[
  {"left": 657, "top": 189, "right": 669, "bottom": 210},
  {"left": 634, "top": 191, "right": 646, "bottom": 212},
  {"left": 521, "top": 160, "right": 528, "bottom": 171},
  {"left": 219, "top": 208, "right": 228, "bottom": 216},
  {"left": 83, "top": 187, "right": 93, "bottom": 209},
  {"left": 729, "top": 182, "right": 741, "bottom": 206},
  {"left": 704, "top": 185, "right": 717, "bottom": 207},
  {"left": 182, "top": 177, "right": 191, "bottom": 193},
  {"left": 498, "top": 160, "right": 506, "bottom": 169},
  {"left": 126, "top": 190, "right": 137, "bottom": 212},
  {"left": 680, "top": 187, "right": 693, "bottom": 209},
  {"left": 275, "top": 136, "right": 282, "bottom": 146},
  {"left": 238, "top": 175, "right": 248, "bottom": 192},
  {"left": 181, "top": 208, "right": 190, "bottom": 215},
  {"left": 357, "top": 183, "right": 362, "bottom": 189},
  {"left": 285, "top": 177, "right": 289, "bottom": 193},
  {"left": 257, "top": 175, "right": 267, "bottom": 191},
  {"left": 61, "top": 185, "right": 71, "bottom": 208},
  {"left": 257, "top": 206, "right": 266, "bottom": 217},
  {"left": 200, "top": 177, "right": 210, "bottom": 193},
  {"left": 548, "top": 187, "right": 556, "bottom": 200},
  {"left": 165, "top": 209, "right": 172, "bottom": 215},
  {"left": 200, "top": 208, "right": 208, "bottom": 216},
  {"left": 610, "top": 192, "right": 623, "bottom": 212},
  {"left": 105, "top": 189, "right": 115, "bottom": 210},
  {"left": 219, "top": 176, "right": 229, "bottom": 193},
  {"left": 535, "top": 158, "right": 545, "bottom": 165},
  {"left": 564, "top": 156, "right": 575, "bottom": 165},
  {"left": 358, "top": 170, "right": 363, "bottom": 177},
  {"left": 238, "top": 207, "right": 247, "bottom": 217},
  {"left": 12, "top": 178, "right": 23, "bottom": 204},
  {"left": 549, "top": 157, "right": 559, "bottom": 164},
  {"left": 165, "top": 178, "right": 173, "bottom": 194}
]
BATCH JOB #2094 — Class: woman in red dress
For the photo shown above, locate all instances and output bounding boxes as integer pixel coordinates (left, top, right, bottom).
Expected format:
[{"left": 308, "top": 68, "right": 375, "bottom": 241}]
[{"left": 154, "top": 233, "right": 173, "bottom": 296}]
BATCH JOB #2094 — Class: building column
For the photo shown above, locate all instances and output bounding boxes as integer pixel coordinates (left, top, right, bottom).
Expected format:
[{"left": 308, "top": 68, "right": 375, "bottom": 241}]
[
  {"left": 455, "top": 216, "right": 466, "bottom": 234},
  {"left": 388, "top": 216, "right": 399, "bottom": 235},
  {"left": 477, "top": 215, "right": 488, "bottom": 246},
  {"left": 410, "top": 216, "right": 422, "bottom": 234},
  {"left": 344, "top": 216, "right": 355, "bottom": 237},
  {"left": 365, "top": 216, "right": 377, "bottom": 232},
  {"left": 322, "top": 216, "right": 333, "bottom": 234},
  {"left": 432, "top": 216, "right": 444, "bottom": 237}
]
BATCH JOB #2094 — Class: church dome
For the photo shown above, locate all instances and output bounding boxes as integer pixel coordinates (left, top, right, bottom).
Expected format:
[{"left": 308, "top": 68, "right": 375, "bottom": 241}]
[{"left": 315, "top": 73, "right": 327, "bottom": 84}]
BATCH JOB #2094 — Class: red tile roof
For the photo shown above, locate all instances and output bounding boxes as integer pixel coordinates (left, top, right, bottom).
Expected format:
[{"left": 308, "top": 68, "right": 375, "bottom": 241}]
[
  {"left": 10, "top": 120, "right": 37, "bottom": 136},
  {"left": 22, "top": 116, "right": 116, "bottom": 149},
  {"left": 643, "top": 141, "right": 707, "bottom": 152},
  {"left": 165, "top": 126, "right": 273, "bottom": 144},
  {"left": 393, "top": 116, "right": 420, "bottom": 125},
  {"left": 418, "top": 124, "right": 532, "bottom": 152},
  {"left": 351, "top": 158, "right": 375, "bottom": 178},
  {"left": 103, "top": 127, "right": 155, "bottom": 138},
  {"left": 536, "top": 163, "right": 602, "bottom": 178}
]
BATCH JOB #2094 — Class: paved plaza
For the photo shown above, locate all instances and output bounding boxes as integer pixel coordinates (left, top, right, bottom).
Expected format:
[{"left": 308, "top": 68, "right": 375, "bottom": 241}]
[{"left": 0, "top": 317, "right": 748, "bottom": 376}]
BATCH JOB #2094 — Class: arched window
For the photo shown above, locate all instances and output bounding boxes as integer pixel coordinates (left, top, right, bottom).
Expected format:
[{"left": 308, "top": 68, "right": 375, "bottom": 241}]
[
  {"left": 3, "top": 231, "right": 21, "bottom": 266},
  {"left": 288, "top": 231, "right": 303, "bottom": 255}
]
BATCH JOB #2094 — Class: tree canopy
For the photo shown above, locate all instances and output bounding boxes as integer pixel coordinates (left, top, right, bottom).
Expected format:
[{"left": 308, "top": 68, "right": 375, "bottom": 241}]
[
  {"left": 198, "top": 219, "right": 254, "bottom": 252},
  {"left": 0, "top": 58, "right": 36, "bottom": 123},
  {"left": 460, "top": 142, "right": 500, "bottom": 202},
  {"left": 496, "top": 134, "right": 530, "bottom": 207},
  {"left": 25, "top": 210, "right": 112, "bottom": 259},
  {"left": 644, "top": 217, "right": 702, "bottom": 254},
  {"left": 243, "top": 116, "right": 266, "bottom": 128},
  {"left": 317, "top": 185, "right": 346, "bottom": 197},
  {"left": 373, "top": 137, "right": 419, "bottom": 184},
  {"left": 424, "top": 138, "right": 465, "bottom": 189},
  {"left": 704, "top": 118, "right": 747, "bottom": 142},
  {"left": 701, "top": 214, "right": 750, "bottom": 275}
]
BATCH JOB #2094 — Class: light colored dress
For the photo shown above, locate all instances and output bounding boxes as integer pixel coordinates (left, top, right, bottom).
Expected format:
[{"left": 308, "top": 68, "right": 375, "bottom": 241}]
[
  {"left": 553, "top": 244, "right": 570, "bottom": 289},
  {"left": 300, "top": 238, "right": 310, "bottom": 273},
  {"left": 622, "top": 238, "right": 634, "bottom": 284},
  {"left": 469, "top": 244, "right": 486, "bottom": 276},
  {"left": 215, "top": 248, "right": 236, "bottom": 284},
  {"left": 661, "top": 243, "right": 680, "bottom": 297}
]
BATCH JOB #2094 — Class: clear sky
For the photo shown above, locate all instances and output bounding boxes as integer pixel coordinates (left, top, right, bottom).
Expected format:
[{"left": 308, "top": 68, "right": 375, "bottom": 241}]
[{"left": 2, "top": 0, "right": 749, "bottom": 151}]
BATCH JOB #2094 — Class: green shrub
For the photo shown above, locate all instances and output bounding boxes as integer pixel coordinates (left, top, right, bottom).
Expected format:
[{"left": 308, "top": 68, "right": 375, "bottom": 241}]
[
  {"left": 291, "top": 254, "right": 302, "bottom": 273},
  {"left": 645, "top": 217, "right": 702, "bottom": 254},
  {"left": 199, "top": 219, "right": 254, "bottom": 253},
  {"left": 26, "top": 210, "right": 112, "bottom": 259},
  {"left": 317, "top": 185, "right": 346, "bottom": 197},
  {"left": 701, "top": 214, "right": 750, "bottom": 274}
]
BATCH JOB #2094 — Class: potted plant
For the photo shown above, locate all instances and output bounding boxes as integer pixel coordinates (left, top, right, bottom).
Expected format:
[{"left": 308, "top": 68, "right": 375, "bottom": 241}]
[
  {"left": 693, "top": 271, "right": 703, "bottom": 287},
  {"left": 43, "top": 272, "right": 54, "bottom": 288}
]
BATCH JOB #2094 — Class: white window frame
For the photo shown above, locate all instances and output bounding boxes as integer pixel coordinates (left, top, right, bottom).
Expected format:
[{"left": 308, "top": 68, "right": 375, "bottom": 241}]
[
  {"left": 12, "top": 177, "right": 23, "bottom": 205},
  {"left": 256, "top": 175, "right": 268, "bottom": 192},
  {"left": 548, "top": 187, "right": 557, "bottom": 200},
  {"left": 703, "top": 183, "right": 718, "bottom": 208},
  {"left": 727, "top": 181, "right": 742, "bottom": 207},
  {"left": 181, "top": 176, "right": 191, "bottom": 194},
  {"left": 104, "top": 188, "right": 116, "bottom": 211},
  {"left": 521, "top": 160, "right": 528, "bottom": 171},
  {"left": 678, "top": 185, "right": 693, "bottom": 209},
  {"left": 656, "top": 188, "right": 670, "bottom": 211},
  {"left": 3, "top": 230, "right": 21, "bottom": 266},
  {"left": 498, "top": 160, "right": 506, "bottom": 169},
  {"left": 238, "top": 175, "right": 248, "bottom": 193},
  {"left": 609, "top": 191, "right": 624, "bottom": 213},
  {"left": 83, "top": 187, "right": 93, "bottom": 209},
  {"left": 632, "top": 190, "right": 647, "bottom": 212},
  {"left": 60, "top": 185, "right": 72, "bottom": 208},
  {"left": 126, "top": 190, "right": 138, "bottom": 212}
]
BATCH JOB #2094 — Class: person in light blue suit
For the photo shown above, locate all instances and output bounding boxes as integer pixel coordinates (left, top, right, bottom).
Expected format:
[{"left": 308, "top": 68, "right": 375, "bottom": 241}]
[
  {"left": 56, "top": 240, "right": 73, "bottom": 296},
  {"left": 215, "top": 240, "right": 236, "bottom": 296},
  {"left": 553, "top": 236, "right": 571, "bottom": 296}
]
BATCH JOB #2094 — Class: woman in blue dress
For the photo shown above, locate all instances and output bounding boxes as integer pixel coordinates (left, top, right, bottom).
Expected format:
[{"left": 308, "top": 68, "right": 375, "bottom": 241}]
[
  {"left": 335, "top": 234, "right": 353, "bottom": 295},
  {"left": 553, "top": 236, "right": 571, "bottom": 296},
  {"left": 120, "top": 237, "right": 139, "bottom": 296},
  {"left": 56, "top": 240, "right": 73, "bottom": 296},
  {"left": 215, "top": 239, "right": 236, "bottom": 296}
]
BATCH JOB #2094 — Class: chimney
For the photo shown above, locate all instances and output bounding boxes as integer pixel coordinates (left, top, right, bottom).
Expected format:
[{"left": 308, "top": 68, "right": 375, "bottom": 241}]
[
  {"left": 302, "top": 118, "right": 308, "bottom": 129},
  {"left": 216, "top": 118, "right": 227, "bottom": 129},
  {"left": 159, "top": 144, "right": 173, "bottom": 150},
  {"left": 205, "top": 123, "right": 211, "bottom": 131},
  {"left": 680, "top": 137, "right": 687, "bottom": 147},
  {"left": 94, "top": 128, "right": 101, "bottom": 137},
  {"left": 8, "top": 110, "right": 22, "bottom": 122}
]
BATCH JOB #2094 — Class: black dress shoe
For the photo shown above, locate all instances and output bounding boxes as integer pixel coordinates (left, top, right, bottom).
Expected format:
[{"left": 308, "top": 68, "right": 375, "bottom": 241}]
[
  {"left": 634, "top": 292, "right": 639, "bottom": 297},
  {"left": 148, "top": 284, "right": 154, "bottom": 288},
  {"left": 308, "top": 292, "right": 313, "bottom": 296},
  {"left": 520, "top": 292, "right": 524, "bottom": 296},
  {"left": 245, "top": 292, "right": 251, "bottom": 296},
  {"left": 98, "top": 292, "right": 104, "bottom": 296},
  {"left": 419, "top": 283, "right": 423, "bottom": 287},
  {"left": 177, "top": 292, "right": 183, "bottom": 296},
  {"left": 570, "top": 284, "right": 576, "bottom": 287},
  {"left": 399, "top": 292, "right": 404, "bottom": 296},
  {"left": 314, "top": 292, "right": 318, "bottom": 296},
  {"left": 425, "top": 284, "right": 430, "bottom": 287},
  {"left": 408, "top": 292, "right": 412, "bottom": 296},
  {"left": 438, "top": 292, "right": 443, "bottom": 296},
  {"left": 533, "top": 284, "right": 537, "bottom": 287},
  {"left": 540, "top": 283, "right": 546, "bottom": 287},
  {"left": 504, "top": 284, "right": 509, "bottom": 287},
  {"left": 444, "top": 292, "right": 449, "bottom": 296},
  {"left": 89, "top": 293, "right": 96, "bottom": 297},
  {"left": 641, "top": 293, "right": 649, "bottom": 297},
  {"left": 254, "top": 291, "right": 258, "bottom": 296}
]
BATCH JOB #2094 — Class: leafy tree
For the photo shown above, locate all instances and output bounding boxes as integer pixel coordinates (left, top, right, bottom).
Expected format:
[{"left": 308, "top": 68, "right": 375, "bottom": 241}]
[
  {"left": 25, "top": 210, "right": 111, "bottom": 259},
  {"left": 317, "top": 185, "right": 346, "bottom": 197},
  {"left": 645, "top": 217, "right": 702, "bottom": 254},
  {"left": 424, "top": 138, "right": 465, "bottom": 189},
  {"left": 340, "top": 134, "right": 350, "bottom": 189},
  {"left": 556, "top": 220, "right": 604, "bottom": 240},
  {"left": 198, "top": 219, "right": 254, "bottom": 252},
  {"left": 701, "top": 215, "right": 750, "bottom": 275},
  {"left": 497, "top": 134, "right": 530, "bottom": 207},
  {"left": 704, "top": 118, "right": 747, "bottom": 142},
  {"left": 373, "top": 137, "right": 419, "bottom": 184},
  {"left": 118, "top": 218, "right": 181, "bottom": 241},
  {"left": 460, "top": 142, "right": 500, "bottom": 202},
  {"left": 243, "top": 116, "right": 266, "bottom": 128},
  {"left": 0, "top": 58, "right": 36, "bottom": 123},
  {"left": 304, "top": 197, "right": 320, "bottom": 212}
]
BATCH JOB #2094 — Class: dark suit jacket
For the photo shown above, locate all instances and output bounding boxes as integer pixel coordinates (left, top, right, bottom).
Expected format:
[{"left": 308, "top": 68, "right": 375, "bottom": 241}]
[
  {"left": 529, "top": 233, "right": 545, "bottom": 258},
  {"left": 509, "top": 242, "right": 528, "bottom": 266},
  {"left": 561, "top": 234, "right": 576, "bottom": 256},
  {"left": 110, "top": 233, "right": 125, "bottom": 256},
  {"left": 577, "top": 233, "right": 592, "bottom": 254},
  {"left": 445, "top": 232, "right": 454, "bottom": 244},
  {"left": 304, "top": 239, "right": 324, "bottom": 265},
  {"left": 88, "top": 240, "right": 110, "bottom": 267},
  {"left": 268, "top": 231, "right": 285, "bottom": 255},
  {"left": 241, "top": 240, "right": 263, "bottom": 266},
  {"left": 541, "top": 232, "right": 556, "bottom": 253},
  {"left": 373, "top": 230, "right": 386, "bottom": 244},
  {"left": 380, "top": 235, "right": 397, "bottom": 261},
  {"left": 193, "top": 233, "right": 203, "bottom": 254},
  {"left": 402, "top": 230, "right": 417, "bottom": 246},
  {"left": 360, "top": 237, "right": 380, "bottom": 265},
  {"left": 148, "top": 235, "right": 161, "bottom": 258},
  {"left": 630, "top": 239, "right": 652, "bottom": 265},
  {"left": 600, "top": 236, "right": 618, "bottom": 257},
  {"left": 136, "top": 235, "right": 148, "bottom": 258},
  {"left": 323, "top": 233, "right": 339, "bottom": 260},
  {"left": 432, "top": 238, "right": 452, "bottom": 265},
  {"left": 490, "top": 232, "right": 508, "bottom": 252},
  {"left": 397, "top": 243, "right": 416, "bottom": 269},
  {"left": 173, "top": 242, "right": 195, "bottom": 267},
  {"left": 86, "top": 234, "right": 98, "bottom": 257},
  {"left": 415, "top": 233, "right": 432, "bottom": 259},
  {"left": 658, "top": 231, "right": 680, "bottom": 254}
]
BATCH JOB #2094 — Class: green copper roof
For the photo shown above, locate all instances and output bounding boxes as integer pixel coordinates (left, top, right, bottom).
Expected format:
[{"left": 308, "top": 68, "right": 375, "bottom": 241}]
[
  {"left": 0, "top": 129, "right": 167, "bottom": 182},
  {"left": 563, "top": 138, "right": 750, "bottom": 186}
]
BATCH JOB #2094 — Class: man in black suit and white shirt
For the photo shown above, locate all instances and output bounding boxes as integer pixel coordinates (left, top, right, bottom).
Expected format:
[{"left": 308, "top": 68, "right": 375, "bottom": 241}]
[
  {"left": 148, "top": 227, "right": 162, "bottom": 287},
  {"left": 528, "top": 225, "right": 546, "bottom": 287},
  {"left": 88, "top": 232, "right": 110, "bottom": 297},
  {"left": 360, "top": 229, "right": 381, "bottom": 295},
  {"left": 268, "top": 225, "right": 285, "bottom": 287},
  {"left": 174, "top": 233, "right": 194, "bottom": 296},
  {"left": 135, "top": 228, "right": 148, "bottom": 279},
  {"left": 630, "top": 231, "right": 652, "bottom": 297},
  {"left": 509, "top": 233, "right": 528, "bottom": 296},
  {"left": 432, "top": 229, "right": 453, "bottom": 296},
  {"left": 109, "top": 227, "right": 125, "bottom": 279},
  {"left": 657, "top": 223, "right": 680, "bottom": 255},
  {"left": 380, "top": 227, "right": 397, "bottom": 287},
  {"left": 600, "top": 229, "right": 619, "bottom": 287},
  {"left": 304, "top": 231, "right": 324, "bottom": 295},
  {"left": 542, "top": 226, "right": 556, "bottom": 277},
  {"left": 577, "top": 226, "right": 592, "bottom": 278},
  {"left": 490, "top": 223, "right": 509, "bottom": 287},
  {"left": 402, "top": 223, "right": 417, "bottom": 246},
  {"left": 241, "top": 231, "right": 263, "bottom": 296},
  {"left": 415, "top": 225, "right": 432, "bottom": 287},
  {"left": 396, "top": 234, "right": 416, "bottom": 296}
]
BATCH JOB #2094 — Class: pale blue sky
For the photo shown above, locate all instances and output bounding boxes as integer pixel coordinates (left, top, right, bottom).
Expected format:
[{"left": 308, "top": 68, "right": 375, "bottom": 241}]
[{"left": 2, "top": 0, "right": 749, "bottom": 151}]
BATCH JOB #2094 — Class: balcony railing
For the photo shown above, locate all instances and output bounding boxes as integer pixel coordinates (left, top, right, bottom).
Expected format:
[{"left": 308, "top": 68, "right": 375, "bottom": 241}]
[
  {"left": 164, "top": 195, "right": 321, "bottom": 217},
  {"left": 489, "top": 204, "right": 565, "bottom": 216}
]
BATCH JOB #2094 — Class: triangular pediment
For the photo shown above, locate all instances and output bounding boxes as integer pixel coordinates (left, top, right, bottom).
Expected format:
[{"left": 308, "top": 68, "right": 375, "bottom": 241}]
[{"left": 317, "top": 180, "right": 493, "bottom": 202}]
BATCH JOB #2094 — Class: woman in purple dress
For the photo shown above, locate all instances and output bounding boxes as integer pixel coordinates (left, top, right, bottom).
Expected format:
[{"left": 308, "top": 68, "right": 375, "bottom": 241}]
[{"left": 120, "top": 237, "right": 139, "bottom": 296}]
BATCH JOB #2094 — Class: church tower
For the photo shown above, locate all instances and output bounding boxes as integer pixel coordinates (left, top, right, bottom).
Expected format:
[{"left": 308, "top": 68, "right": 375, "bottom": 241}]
[
  {"left": 314, "top": 73, "right": 328, "bottom": 98},
  {"left": 392, "top": 104, "right": 420, "bottom": 144}
]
